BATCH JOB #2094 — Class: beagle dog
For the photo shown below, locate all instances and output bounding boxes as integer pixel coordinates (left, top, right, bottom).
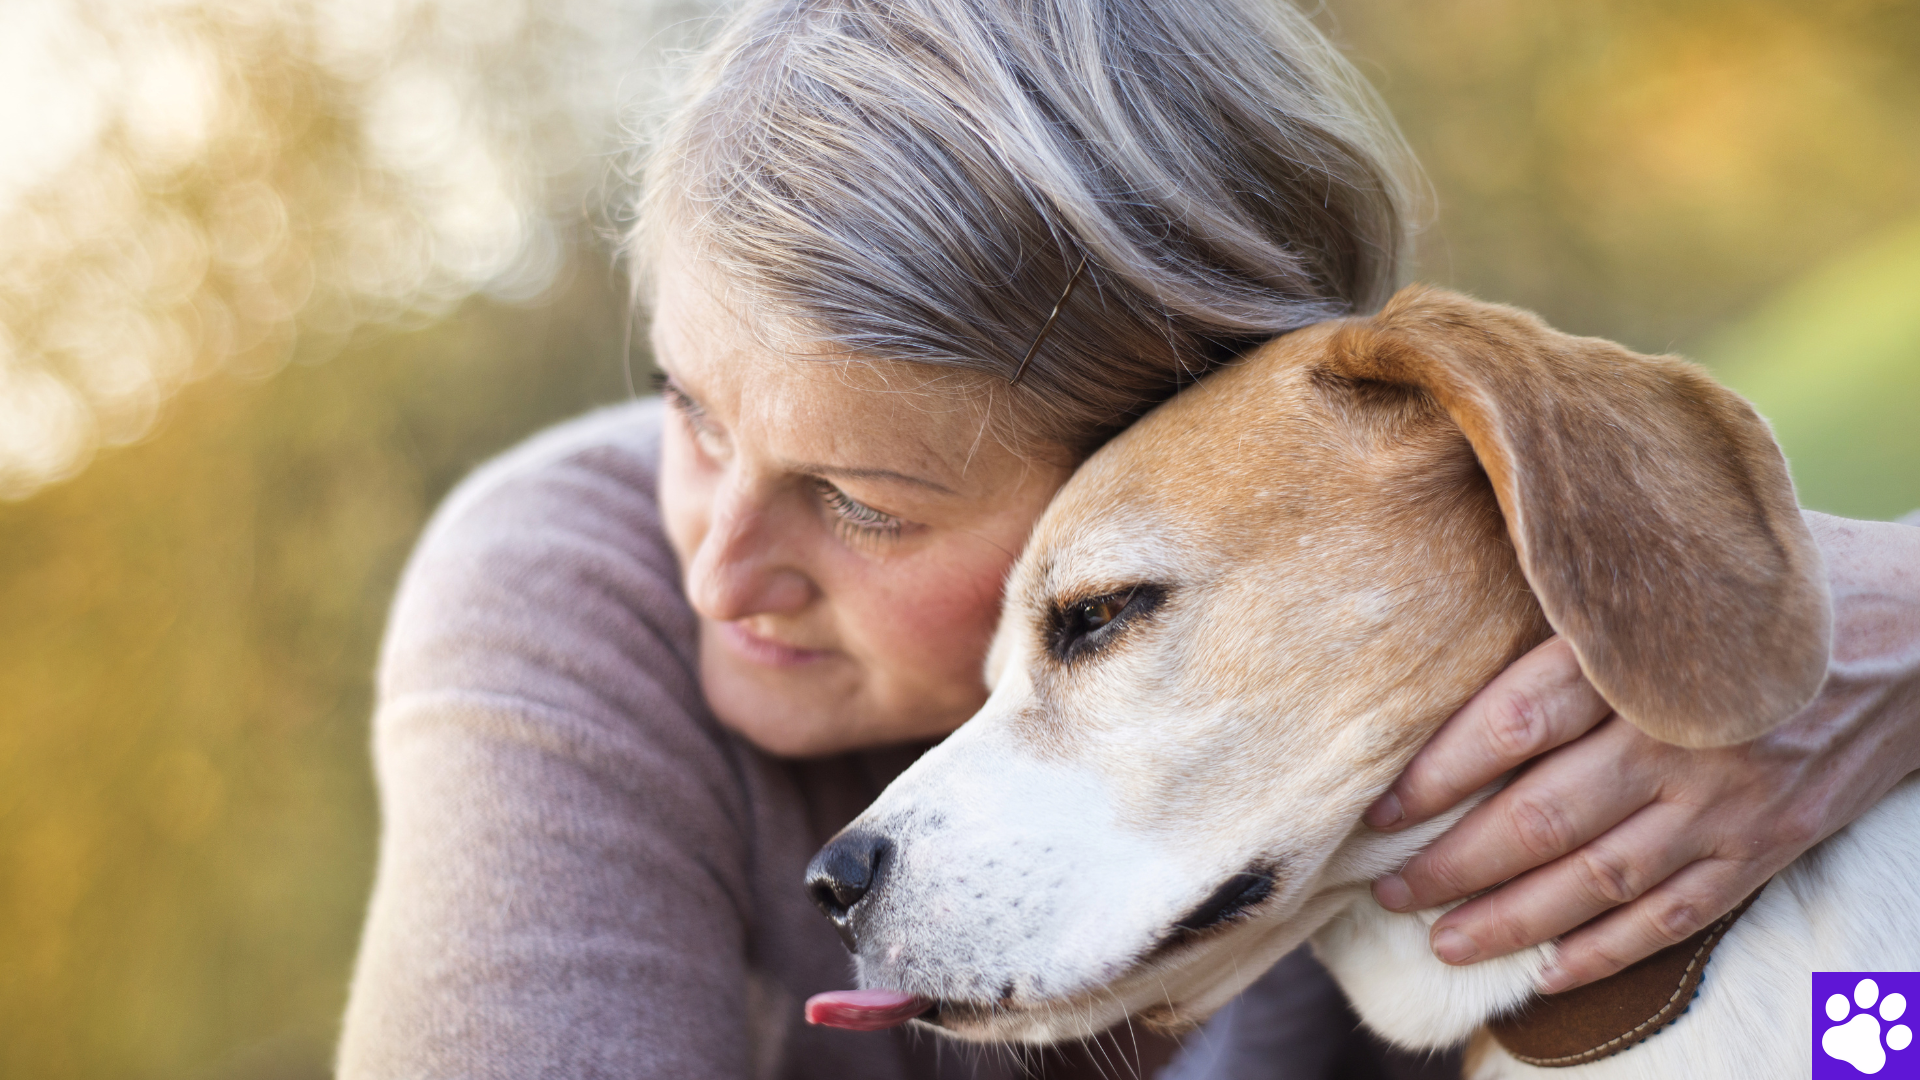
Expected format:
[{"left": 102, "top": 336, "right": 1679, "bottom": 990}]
[{"left": 803, "top": 286, "right": 1920, "bottom": 1078}]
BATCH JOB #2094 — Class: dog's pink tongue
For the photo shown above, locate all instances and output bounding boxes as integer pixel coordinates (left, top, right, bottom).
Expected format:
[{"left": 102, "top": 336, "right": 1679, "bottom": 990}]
[{"left": 804, "top": 989, "right": 932, "bottom": 1031}]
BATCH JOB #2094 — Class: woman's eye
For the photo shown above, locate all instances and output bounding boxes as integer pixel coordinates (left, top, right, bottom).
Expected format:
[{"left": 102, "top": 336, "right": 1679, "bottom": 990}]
[
  {"left": 654, "top": 372, "right": 693, "bottom": 415},
  {"left": 815, "top": 479, "right": 904, "bottom": 539},
  {"left": 658, "top": 378, "right": 729, "bottom": 457}
]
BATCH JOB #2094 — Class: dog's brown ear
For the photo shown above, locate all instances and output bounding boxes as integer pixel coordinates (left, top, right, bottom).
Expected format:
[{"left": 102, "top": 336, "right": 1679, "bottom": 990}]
[{"left": 1320, "top": 285, "right": 1830, "bottom": 748}]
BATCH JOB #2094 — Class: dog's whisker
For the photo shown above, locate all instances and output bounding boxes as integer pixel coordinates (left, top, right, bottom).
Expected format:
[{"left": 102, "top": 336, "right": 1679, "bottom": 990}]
[
  {"left": 1086, "top": 1005, "right": 1123, "bottom": 1080},
  {"left": 1102, "top": 986, "right": 1146, "bottom": 1080}
]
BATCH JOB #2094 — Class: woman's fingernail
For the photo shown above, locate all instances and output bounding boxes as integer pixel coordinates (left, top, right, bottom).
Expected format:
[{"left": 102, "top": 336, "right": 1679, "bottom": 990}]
[
  {"left": 1365, "top": 792, "right": 1404, "bottom": 829},
  {"left": 1537, "top": 964, "right": 1574, "bottom": 994},
  {"left": 1372, "top": 874, "right": 1413, "bottom": 912},
  {"left": 1431, "top": 927, "right": 1479, "bottom": 965}
]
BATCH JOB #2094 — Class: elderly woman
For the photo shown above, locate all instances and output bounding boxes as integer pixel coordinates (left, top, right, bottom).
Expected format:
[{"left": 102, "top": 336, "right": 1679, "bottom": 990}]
[{"left": 336, "top": 0, "right": 1920, "bottom": 1076}]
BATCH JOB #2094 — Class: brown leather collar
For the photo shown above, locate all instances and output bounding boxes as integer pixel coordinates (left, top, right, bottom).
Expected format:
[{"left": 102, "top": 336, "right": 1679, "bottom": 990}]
[{"left": 1487, "top": 883, "right": 1767, "bottom": 1067}]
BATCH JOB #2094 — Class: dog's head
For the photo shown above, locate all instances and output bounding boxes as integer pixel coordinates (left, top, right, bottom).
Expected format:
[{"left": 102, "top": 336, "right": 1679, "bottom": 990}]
[{"left": 805, "top": 286, "right": 1830, "bottom": 1043}]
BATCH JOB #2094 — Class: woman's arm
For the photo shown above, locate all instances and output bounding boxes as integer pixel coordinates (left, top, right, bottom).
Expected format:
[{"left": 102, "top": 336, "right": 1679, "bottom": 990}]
[
  {"left": 338, "top": 408, "right": 759, "bottom": 1078},
  {"left": 1363, "top": 510, "right": 1920, "bottom": 992}
]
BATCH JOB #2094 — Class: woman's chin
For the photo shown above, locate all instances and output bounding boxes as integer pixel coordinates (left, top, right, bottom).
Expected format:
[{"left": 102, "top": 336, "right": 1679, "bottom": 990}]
[
  {"left": 701, "top": 661, "right": 954, "bottom": 760},
  {"left": 717, "top": 708, "right": 864, "bottom": 759},
  {"left": 696, "top": 622, "right": 979, "bottom": 758},
  {"left": 698, "top": 639, "right": 857, "bottom": 756}
]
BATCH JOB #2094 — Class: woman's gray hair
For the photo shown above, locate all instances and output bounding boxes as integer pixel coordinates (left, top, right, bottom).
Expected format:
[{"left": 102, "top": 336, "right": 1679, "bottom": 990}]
[{"left": 635, "top": 0, "right": 1423, "bottom": 455}]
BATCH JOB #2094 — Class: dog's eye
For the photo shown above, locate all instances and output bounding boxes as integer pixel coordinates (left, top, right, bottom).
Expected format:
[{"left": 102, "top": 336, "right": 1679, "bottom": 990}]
[
  {"left": 1073, "top": 596, "right": 1127, "bottom": 633},
  {"left": 1049, "top": 585, "right": 1165, "bottom": 663}
]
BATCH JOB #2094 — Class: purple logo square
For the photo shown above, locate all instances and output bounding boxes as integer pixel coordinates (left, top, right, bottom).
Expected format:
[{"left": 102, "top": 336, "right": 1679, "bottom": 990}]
[{"left": 1815, "top": 972, "right": 1920, "bottom": 1077}]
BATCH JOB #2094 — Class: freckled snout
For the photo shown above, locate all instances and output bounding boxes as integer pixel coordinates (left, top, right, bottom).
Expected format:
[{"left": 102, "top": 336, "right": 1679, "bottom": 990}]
[{"left": 805, "top": 831, "right": 893, "bottom": 949}]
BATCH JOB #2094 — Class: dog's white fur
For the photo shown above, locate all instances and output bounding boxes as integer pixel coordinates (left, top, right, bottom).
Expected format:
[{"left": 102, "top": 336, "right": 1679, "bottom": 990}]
[{"left": 824, "top": 288, "right": 1915, "bottom": 1078}]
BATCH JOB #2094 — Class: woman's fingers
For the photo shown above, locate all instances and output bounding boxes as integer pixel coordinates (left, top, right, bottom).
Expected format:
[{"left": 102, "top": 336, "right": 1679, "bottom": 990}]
[
  {"left": 1416, "top": 799, "right": 1708, "bottom": 967},
  {"left": 1531, "top": 856, "right": 1767, "bottom": 993},
  {"left": 1358, "top": 514, "right": 1920, "bottom": 990},
  {"left": 1365, "top": 636, "right": 1612, "bottom": 831},
  {"left": 1373, "top": 714, "right": 1658, "bottom": 912}
]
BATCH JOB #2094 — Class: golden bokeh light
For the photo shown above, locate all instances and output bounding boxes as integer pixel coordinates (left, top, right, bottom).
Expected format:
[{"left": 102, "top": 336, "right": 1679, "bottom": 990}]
[{"left": 0, "top": 0, "right": 696, "bottom": 501}]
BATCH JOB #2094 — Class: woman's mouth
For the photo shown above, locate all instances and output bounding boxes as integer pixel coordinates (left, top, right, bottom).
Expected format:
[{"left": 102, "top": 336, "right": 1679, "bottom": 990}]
[{"left": 717, "top": 620, "right": 831, "bottom": 668}]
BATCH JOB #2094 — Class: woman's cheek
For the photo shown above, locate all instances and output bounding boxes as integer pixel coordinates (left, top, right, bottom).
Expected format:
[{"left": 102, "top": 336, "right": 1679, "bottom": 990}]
[{"left": 853, "top": 543, "right": 1015, "bottom": 692}]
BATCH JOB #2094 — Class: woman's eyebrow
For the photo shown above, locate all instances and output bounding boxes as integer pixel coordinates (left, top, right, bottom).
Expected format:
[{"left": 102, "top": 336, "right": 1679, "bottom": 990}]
[
  {"left": 800, "top": 463, "right": 956, "bottom": 496},
  {"left": 652, "top": 339, "right": 956, "bottom": 495}
]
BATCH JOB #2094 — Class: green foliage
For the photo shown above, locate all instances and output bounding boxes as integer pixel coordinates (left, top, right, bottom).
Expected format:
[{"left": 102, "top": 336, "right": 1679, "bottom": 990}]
[{"left": 1702, "top": 215, "right": 1920, "bottom": 519}]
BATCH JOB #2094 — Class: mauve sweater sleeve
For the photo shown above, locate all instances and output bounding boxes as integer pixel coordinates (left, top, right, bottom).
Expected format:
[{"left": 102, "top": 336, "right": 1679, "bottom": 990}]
[{"left": 337, "top": 401, "right": 758, "bottom": 1079}]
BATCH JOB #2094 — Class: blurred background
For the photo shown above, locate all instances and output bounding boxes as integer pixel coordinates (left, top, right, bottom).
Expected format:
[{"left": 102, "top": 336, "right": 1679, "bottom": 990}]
[{"left": 0, "top": 0, "right": 1914, "bottom": 1076}]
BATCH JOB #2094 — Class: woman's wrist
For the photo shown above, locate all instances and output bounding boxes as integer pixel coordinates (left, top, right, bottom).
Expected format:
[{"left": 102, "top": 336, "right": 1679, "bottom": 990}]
[{"left": 1794, "top": 510, "right": 1920, "bottom": 782}]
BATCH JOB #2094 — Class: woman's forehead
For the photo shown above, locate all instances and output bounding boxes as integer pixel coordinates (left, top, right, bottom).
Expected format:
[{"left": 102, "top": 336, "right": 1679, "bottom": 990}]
[{"left": 652, "top": 270, "right": 1029, "bottom": 497}]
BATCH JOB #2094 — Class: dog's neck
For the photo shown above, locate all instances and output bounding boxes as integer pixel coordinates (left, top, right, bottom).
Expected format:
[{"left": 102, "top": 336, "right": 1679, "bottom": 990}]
[{"left": 1304, "top": 791, "right": 1553, "bottom": 1051}]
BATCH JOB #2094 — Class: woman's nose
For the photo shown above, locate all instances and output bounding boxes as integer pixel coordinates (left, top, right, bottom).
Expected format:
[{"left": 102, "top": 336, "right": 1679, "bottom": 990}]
[{"left": 684, "top": 476, "right": 815, "bottom": 621}]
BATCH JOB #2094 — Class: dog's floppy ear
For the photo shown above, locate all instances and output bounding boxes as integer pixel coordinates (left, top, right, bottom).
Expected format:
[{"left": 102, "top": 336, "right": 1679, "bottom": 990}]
[{"left": 1319, "top": 285, "right": 1830, "bottom": 748}]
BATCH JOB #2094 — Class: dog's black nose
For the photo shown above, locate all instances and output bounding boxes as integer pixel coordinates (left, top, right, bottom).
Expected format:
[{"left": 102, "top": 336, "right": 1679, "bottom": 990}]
[{"left": 805, "top": 831, "right": 892, "bottom": 950}]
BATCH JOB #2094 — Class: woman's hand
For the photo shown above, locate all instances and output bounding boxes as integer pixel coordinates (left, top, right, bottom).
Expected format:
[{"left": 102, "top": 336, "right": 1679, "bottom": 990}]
[{"left": 1364, "top": 510, "right": 1920, "bottom": 994}]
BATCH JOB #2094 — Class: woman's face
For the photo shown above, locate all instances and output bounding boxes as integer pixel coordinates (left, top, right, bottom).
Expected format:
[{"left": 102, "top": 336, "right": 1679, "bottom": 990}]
[{"left": 653, "top": 263, "right": 1074, "bottom": 757}]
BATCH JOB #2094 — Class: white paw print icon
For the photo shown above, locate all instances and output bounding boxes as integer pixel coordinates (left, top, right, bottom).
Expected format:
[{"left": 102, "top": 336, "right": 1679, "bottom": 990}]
[{"left": 1823, "top": 978, "right": 1912, "bottom": 1074}]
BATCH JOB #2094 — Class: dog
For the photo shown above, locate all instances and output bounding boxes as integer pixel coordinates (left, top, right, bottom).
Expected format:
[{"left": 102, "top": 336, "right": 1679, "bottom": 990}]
[{"left": 801, "top": 285, "right": 1920, "bottom": 1077}]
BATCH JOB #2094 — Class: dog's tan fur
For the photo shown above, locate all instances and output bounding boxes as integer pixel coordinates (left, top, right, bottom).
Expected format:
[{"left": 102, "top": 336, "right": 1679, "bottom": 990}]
[
  {"left": 1000, "top": 311, "right": 1551, "bottom": 824},
  {"left": 1021, "top": 284, "right": 1827, "bottom": 756},
  {"left": 820, "top": 287, "right": 1901, "bottom": 1077},
  {"left": 1321, "top": 288, "right": 1829, "bottom": 746},
  {"left": 992, "top": 283, "right": 1827, "bottom": 842}
]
